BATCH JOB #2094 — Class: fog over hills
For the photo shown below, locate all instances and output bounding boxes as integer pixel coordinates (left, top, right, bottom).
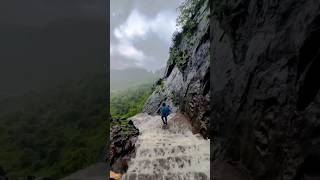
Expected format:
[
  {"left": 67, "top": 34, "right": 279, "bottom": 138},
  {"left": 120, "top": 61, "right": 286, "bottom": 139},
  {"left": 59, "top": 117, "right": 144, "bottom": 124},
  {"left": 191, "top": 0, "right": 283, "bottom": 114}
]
[
  {"left": 0, "top": 19, "right": 107, "bottom": 98},
  {"left": 0, "top": 1, "right": 108, "bottom": 178},
  {"left": 110, "top": 67, "right": 164, "bottom": 92}
]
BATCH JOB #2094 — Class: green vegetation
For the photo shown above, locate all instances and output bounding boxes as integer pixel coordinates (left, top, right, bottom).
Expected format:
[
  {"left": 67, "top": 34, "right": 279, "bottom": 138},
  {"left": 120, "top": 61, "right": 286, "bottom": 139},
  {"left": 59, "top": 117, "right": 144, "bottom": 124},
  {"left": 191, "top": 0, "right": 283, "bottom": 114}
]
[
  {"left": 110, "top": 120, "right": 138, "bottom": 138},
  {"left": 184, "top": 20, "right": 198, "bottom": 38},
  {"left": 110, "top": 83, "right": 153, "bottom": 119},
  {"left": 0, "top": 74, "right": 107, "bottom": 179},
  {"left": 171, "top": 31, "right": 183, "bottom": 47},
  {"left": 177, "top": 0, "right": 206, "bottom": 28},
  {"left": 110, "top": 83, "right": 152, "bottom": 155},
  {"left": 176, "top": 0, "right": 206, "bottom": 38},
  {"left": 167, "top": 47, "right": 189, "bottom": 71},
  {"left": 168, "top": 0, "right": 208, "bottom": 72},
  {"left": 160, "top": 79, "right": 165, "bottom": 91}
]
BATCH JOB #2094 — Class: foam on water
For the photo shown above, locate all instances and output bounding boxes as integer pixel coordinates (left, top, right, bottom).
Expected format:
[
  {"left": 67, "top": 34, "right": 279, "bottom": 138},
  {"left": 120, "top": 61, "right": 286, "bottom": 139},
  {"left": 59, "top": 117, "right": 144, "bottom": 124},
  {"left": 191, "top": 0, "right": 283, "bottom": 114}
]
[{"left": 122, "top": 113, "right": 210, "bottom": 180}]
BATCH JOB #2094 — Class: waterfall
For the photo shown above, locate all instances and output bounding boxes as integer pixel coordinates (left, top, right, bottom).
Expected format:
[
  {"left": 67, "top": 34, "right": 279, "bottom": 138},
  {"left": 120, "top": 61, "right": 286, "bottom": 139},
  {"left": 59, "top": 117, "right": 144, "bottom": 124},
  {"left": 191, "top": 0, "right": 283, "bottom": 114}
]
[{"left": 122, "top": 113, "right": 210, "bottom": 180}]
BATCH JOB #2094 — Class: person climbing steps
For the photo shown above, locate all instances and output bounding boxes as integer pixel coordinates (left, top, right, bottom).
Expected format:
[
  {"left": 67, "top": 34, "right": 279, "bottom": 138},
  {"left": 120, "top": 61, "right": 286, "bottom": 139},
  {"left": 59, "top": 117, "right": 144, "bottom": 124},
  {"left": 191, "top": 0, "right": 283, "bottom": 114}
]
[{"left": 160, "top": 103, "right": 171, "bottom": 127}]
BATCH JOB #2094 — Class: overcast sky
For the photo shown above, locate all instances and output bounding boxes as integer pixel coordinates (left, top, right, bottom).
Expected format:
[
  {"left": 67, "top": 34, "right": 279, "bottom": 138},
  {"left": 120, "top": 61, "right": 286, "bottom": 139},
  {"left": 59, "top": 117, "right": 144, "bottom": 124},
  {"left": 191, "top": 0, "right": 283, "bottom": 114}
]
[{"left": 110, "top": 0, "right": 182, "bottom": 72}]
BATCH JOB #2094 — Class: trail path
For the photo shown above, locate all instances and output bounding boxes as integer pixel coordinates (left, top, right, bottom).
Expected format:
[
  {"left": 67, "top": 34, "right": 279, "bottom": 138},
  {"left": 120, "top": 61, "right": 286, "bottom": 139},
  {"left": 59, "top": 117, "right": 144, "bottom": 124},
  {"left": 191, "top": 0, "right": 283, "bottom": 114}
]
[{"left": 122, "top": 113, "right": 210, "bottom": 180}]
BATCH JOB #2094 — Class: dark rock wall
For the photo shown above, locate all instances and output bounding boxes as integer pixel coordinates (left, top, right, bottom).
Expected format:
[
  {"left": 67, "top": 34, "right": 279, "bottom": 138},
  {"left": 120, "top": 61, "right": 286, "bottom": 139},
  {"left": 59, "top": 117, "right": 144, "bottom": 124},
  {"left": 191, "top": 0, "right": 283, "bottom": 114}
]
[
  {"left": 110, "top": 118, "right": 139, "bottom": 173},
  {"left": 211, "top": 0, "right": 320, "bottom": 179}
]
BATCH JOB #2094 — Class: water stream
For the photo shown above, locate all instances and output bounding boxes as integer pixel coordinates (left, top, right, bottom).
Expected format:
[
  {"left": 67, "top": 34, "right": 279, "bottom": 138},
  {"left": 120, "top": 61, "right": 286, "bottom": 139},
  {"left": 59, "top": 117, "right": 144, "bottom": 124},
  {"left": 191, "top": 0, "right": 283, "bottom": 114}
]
[{"left": 122, "top": 113, "right": 210, "bottom": 180}]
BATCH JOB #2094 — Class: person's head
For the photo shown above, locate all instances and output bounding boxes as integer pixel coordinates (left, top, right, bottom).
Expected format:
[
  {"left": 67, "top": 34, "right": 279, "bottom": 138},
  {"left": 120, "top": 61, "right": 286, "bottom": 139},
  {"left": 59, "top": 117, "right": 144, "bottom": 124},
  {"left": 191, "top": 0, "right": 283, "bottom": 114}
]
[{"left": 162, "top": 103, "right": 166, "bottom": 106}]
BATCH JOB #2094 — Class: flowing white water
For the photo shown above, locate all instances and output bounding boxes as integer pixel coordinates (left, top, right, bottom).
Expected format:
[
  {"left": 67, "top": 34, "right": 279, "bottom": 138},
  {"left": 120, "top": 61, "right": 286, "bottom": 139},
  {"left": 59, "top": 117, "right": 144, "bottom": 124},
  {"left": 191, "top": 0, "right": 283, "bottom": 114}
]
[{"left": 122, "top": 113, "right": 210, "bottom": 180}]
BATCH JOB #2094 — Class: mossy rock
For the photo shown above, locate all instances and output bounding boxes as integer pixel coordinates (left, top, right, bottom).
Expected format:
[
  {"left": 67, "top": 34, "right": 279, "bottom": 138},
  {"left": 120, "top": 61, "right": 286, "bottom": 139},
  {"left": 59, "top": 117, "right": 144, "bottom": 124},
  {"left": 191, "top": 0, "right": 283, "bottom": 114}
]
[
  {"left": 111, "top": 119, "right": 139, "bottom": 138},
  {"left": 168, "top": 48, "right": 189, "bottom": 72}
]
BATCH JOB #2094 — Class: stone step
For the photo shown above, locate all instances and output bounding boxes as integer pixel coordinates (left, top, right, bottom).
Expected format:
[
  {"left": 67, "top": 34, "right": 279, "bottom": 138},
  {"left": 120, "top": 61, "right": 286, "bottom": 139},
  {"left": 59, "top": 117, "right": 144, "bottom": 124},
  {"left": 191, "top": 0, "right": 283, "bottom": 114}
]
[
  {"left": 122, "top": 172, "right": 209, "bottom": 180},
  {"left": 123, "top": 113, "right": 210, "bottom": 180},
  {"left": 126, "top": 155, "right": 210, "bottom": 174},
  {"left": 135, "top": 140, "right": 208, "bottom": 147},
  {"left": 136, "top": 144, "right": 209, "bottom": 157}
]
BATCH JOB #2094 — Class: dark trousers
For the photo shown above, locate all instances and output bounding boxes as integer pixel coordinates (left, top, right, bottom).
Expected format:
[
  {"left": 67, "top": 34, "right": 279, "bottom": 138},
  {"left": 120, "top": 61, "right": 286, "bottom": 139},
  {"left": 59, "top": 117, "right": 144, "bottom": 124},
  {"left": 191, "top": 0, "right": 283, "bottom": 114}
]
[{"left": 161, "top": 116, "right": 168, "bottom": 125}]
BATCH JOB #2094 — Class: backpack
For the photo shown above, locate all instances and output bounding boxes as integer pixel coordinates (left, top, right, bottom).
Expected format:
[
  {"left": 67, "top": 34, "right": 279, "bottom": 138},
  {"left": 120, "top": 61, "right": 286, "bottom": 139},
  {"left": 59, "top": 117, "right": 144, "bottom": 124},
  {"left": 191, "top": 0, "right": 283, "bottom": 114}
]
[{"left": 167, "top": 105, "right": 172, "bottom": 115}]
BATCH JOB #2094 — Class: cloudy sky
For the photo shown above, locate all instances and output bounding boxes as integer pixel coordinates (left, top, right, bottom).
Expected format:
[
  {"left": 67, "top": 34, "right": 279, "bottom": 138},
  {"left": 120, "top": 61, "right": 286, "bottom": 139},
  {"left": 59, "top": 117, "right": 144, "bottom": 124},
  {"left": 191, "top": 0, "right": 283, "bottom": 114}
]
[{"left": 110, "top": 0, "right": 182, "bottom": 72}]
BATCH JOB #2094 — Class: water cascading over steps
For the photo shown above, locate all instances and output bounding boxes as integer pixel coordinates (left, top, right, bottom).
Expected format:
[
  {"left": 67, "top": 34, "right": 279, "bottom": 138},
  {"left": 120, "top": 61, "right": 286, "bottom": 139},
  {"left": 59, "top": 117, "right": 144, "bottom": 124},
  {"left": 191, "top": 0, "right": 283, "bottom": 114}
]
[{"left": 122, "top": 113, "right": 210, "bottom": 180}]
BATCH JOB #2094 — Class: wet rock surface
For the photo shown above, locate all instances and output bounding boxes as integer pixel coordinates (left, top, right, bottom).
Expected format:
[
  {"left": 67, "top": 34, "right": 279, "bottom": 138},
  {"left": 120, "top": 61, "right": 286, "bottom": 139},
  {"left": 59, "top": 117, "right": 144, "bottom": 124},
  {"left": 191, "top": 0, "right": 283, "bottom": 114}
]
[
  {"left": 110, "top": 117, "right": 139, "bottom": 174},
  {"left": 211, "top": 0, "right": 320, "bottom": 179}
]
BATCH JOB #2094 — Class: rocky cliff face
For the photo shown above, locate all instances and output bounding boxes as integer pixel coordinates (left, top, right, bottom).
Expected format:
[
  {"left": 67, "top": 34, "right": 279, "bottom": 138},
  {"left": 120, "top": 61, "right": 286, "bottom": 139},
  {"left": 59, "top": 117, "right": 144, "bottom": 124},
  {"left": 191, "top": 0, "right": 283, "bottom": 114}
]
[
  {"left": 211, "top": 0, "right": 320, "bottom": 180},
  {"left": 110, "top": 118, "right": 139, "bottom": 174},
  {"left": 143, "top": 0, "right": 210, "bottom": 137}
]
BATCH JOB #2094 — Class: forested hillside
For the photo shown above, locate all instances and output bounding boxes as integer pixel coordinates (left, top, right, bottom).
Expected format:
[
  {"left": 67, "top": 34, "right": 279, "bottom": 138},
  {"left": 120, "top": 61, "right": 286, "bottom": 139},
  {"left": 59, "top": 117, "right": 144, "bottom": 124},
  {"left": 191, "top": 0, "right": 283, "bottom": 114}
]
[
  {"left": 0, "top": 0, "right": 108, "bottom": 179},
  {"left": 0, "top": 74, "right": 107, "bottom": 179},
  {"left": 111, "top": 83, "right": 153, "bottom": 119}
]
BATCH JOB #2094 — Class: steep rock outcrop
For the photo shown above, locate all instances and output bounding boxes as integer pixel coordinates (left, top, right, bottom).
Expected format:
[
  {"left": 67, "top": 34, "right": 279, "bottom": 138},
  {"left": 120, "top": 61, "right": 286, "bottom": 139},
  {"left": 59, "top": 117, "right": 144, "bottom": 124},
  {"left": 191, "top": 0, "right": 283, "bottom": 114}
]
[
  {"left": 144, "top": 0, "right": 210, "bottom": 137},
  {"left": 211, "top": 0, "right": 320, "bottom": 180},
  {"left": 110, "top": 118, "right": 139, "bottom": 174}
]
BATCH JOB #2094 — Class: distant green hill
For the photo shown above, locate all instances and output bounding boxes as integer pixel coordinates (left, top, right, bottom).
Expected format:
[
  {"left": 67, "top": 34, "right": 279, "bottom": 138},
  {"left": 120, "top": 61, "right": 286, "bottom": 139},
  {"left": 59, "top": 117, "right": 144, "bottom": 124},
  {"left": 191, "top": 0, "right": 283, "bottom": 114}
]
[
  {"left": 0, "top": 18, "right": 108, "bottom": 179},
  {"left": 110, "top": 68, "right": 163, "bottom": 92},
  {"left": 0, "top": 74, "right": 107, "bottom": 179},
  {"left": 111, "top": 83, "right": 153, "bottom": 119}
]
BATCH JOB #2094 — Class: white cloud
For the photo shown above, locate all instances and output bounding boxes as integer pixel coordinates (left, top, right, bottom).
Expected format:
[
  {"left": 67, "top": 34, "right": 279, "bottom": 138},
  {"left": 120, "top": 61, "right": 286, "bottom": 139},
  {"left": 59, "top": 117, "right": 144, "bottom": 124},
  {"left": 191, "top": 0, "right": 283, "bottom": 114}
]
[
  {"left": 114, "top": 9, "right": 176, "bottom": 42},
  {"left": 111, "top": 41, "right": 146, "bottom": 67},
  {"left": 150, "top": 11, "right": 177, "bottom": 42},
  {"left": 117, "top": 42, "right": 145, "bottom": 62},
  {"left": 110, "top": 4, "right": 179, "bottom": 71},
  {"left": 114, "top": 10, "right": 149, "bottom": 40}
]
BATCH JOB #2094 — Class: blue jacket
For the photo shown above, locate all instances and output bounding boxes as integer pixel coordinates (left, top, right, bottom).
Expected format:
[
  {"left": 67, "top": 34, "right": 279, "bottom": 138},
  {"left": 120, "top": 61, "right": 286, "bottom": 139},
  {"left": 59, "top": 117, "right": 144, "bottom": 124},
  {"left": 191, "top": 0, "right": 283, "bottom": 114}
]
[{"left": 160, "top": 105, "right": 171, "bottom": 117}]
